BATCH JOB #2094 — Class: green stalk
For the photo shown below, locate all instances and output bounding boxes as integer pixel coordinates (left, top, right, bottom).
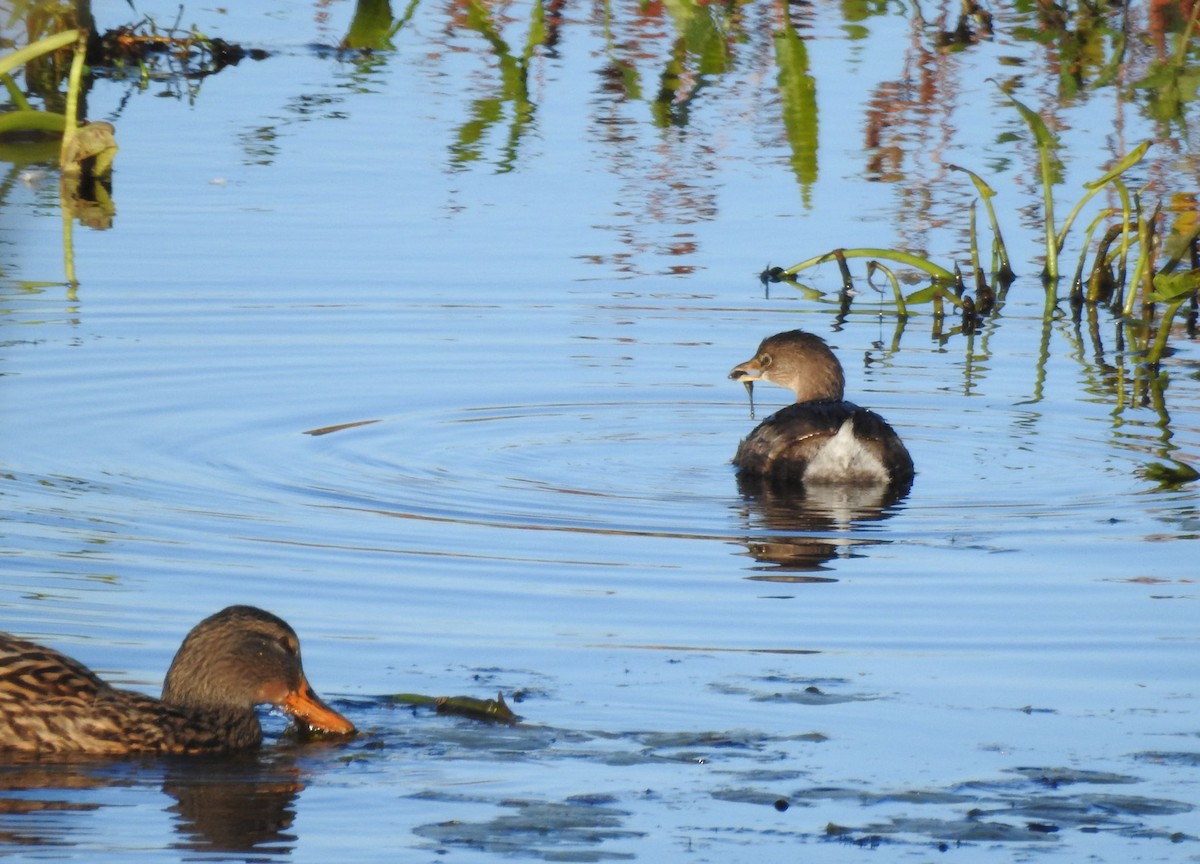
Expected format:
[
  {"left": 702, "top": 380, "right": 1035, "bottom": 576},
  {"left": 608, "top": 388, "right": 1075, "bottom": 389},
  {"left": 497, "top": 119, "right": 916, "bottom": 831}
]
[
  {"left": 783, "top": 247, "right": 956, "bottom": 284},
  {"left": 866, "top": 260, "right": 907, "bottom": 316},
  {"left": 1058, "top": 142, "right": 1151, "bottom": 261},
  {"left": 1123, "top": 197, "right": 1152, "bottom": 317},
  {"left": 1073, "top": 211, "right": 1107, "bottom": 295},
  {"left": 1146, "top": 297, "right": 1187, "bottom": 365},
  {"left": 1113, "top": 180, "right": 1134, "bottom": 304},
  {"left": 58, "top": 30, "right": 88, "bottom": 172},
  {"left": 947, "top": 163, "right": 1013, "bottom": 280},
  {"left": 0, "top": 29, "right": 80, "bottom": 77},
  {"left": 1002, "top": 89, "right": 1061, "bottom": 281},
  {"left": 60, "top": 31, "right": 89, "bottom": 289},
  {"left": 0, "top": 109, "right": 66, "bottom": 134},
  {"left": 1, "top": 71, "right": 31, "bottom": 108}
]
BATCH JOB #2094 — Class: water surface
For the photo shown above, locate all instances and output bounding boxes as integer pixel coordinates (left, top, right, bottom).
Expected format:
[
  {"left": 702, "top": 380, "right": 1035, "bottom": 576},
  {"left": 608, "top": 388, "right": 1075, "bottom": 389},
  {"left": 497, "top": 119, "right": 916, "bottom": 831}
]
[{"left": 2, "top": 0, "right": 1198, "bottom": 860}]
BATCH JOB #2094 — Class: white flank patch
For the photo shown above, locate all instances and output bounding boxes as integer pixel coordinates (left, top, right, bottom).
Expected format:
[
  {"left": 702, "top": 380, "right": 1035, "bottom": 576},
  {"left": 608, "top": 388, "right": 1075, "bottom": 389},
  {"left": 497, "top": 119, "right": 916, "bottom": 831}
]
[{"left": 802, "top": 419, "right": 889, "bottom": 485}]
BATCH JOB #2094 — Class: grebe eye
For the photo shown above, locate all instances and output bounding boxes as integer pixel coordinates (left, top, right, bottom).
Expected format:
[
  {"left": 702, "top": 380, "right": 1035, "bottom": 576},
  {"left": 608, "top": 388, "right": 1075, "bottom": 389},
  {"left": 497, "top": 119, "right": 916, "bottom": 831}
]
[{"left": 759, "top": 353, "right": 772, "bottom": 368}]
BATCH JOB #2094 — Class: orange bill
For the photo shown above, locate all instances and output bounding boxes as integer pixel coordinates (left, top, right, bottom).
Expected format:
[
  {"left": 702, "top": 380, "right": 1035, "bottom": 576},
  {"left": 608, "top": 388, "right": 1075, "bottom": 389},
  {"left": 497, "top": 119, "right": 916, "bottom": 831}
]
[{"left": 282, "top": 678, "right": 356, "bottom": 736}]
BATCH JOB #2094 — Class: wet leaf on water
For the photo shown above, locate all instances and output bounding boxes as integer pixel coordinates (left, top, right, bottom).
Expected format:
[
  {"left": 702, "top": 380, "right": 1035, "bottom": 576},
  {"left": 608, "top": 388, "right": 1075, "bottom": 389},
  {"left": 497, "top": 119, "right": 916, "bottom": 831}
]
[
  {"left": 1148, "top": 269, "right": 1200, "bottom": 303},
  {"left": 62, "top": 121, "right": 117, "bottom": 176},
  {"left": 391, "top": 691, "right": 521, "bottom": 724}
]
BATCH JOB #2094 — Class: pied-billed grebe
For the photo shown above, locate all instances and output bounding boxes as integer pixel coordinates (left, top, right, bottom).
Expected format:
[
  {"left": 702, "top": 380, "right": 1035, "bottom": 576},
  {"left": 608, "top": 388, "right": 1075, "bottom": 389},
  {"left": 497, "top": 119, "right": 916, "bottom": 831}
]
[
  {"left": 729, "top": 330, "right": 914, "bottom": 492},
  {"left": 0, "top": 605, "right": 356, "bottom": 755}
]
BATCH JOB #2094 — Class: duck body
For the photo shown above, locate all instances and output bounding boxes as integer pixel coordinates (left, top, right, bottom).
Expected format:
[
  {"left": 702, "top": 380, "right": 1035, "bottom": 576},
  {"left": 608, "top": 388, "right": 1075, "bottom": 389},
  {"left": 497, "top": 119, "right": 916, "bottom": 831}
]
[
  {"left": 730, "top": 330, "right": 913, "bottom": 494},
  {"left": 0, "top": 605, "right": 355, "bottom": 756}
]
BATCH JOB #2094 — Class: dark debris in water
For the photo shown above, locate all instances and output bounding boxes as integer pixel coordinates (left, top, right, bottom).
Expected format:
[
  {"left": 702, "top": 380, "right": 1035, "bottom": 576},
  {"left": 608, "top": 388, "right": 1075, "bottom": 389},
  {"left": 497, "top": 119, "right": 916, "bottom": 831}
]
[
  {"left": 333, "top": 697, "right": 1196, "bottom": 855},
  {"left": 412, "top": 796, "right": 642, "bottom": 861},
  {"left": 94, "top": 21, "right": 267, "bottom": 78},
  {"left": 711, "top": 674, "right": 880, "bottom": 706},
  {"left": 1134, "top": 750, "right": 1200, "bottom": 767},
  {"left": 1007, "top": 767, "right": 1140, "bottom": 787},
  {"left": 713, "top": 767, "right": 1195, "bottom": 850}
]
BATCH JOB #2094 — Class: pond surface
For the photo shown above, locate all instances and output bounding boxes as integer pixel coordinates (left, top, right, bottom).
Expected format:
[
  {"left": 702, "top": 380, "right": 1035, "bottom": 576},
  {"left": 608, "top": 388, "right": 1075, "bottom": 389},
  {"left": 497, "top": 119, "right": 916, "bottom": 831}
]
[{"left": 2, "top": 0, "right": 1199, "bottom": 860}]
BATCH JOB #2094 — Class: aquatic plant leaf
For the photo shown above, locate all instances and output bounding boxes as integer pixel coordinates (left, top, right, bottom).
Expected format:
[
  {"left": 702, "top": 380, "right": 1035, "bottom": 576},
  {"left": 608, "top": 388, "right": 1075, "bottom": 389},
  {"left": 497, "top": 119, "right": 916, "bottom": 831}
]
[
  {"left": 905, "top": 282, "right": 959, "bottom": 307},
  {"left": 1005, "top": 91, "right": 1062, "bottom": 180},
  {"left": 1083, "top": 141, "right": 1151, "bottom": 190},
  {"left": 390, "top": 691, "right": 522, "bottom": 724},
  {"left": 435, "top": 692, "right": 520, "bottom": 724},
  {"left": 62, "top": 121, "right": 118, "bottom": 175},
  {"left": 947, "top": 163, "right": 996, "bottom": 199},
  {"left": 0, "top": 108, "right": 66, "bottom": 135},
  {"left": 1161, "top": 198, "right": 1200, "bottom": 267},
  {"left": 1148, "top": 269, "right": 1200, "bottom": 303}
]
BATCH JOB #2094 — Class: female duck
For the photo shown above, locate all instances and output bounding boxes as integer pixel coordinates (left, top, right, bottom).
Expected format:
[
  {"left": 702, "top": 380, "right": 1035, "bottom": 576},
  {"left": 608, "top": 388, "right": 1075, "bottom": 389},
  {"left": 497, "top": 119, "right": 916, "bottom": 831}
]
[
  {"left": 729, "top": 330, "right": 913, "bottom": 493},
  {"left": 0, "top": 605, "right": 356, "bottom": 755}
]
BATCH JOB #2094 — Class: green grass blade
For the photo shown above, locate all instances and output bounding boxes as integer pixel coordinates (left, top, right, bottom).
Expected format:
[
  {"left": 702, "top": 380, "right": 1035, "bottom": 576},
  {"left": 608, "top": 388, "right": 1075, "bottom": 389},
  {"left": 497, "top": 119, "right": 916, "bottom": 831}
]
[{"left": 0, "top": 29, "right": 80, "bottom": 78}]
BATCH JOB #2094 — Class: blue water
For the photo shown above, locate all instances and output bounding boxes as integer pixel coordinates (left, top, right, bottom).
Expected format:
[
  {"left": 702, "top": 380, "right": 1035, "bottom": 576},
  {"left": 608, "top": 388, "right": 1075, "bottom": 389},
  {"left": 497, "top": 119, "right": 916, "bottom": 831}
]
[{"left": 2, "top": 0, "right": 1198, "bottom": 860}]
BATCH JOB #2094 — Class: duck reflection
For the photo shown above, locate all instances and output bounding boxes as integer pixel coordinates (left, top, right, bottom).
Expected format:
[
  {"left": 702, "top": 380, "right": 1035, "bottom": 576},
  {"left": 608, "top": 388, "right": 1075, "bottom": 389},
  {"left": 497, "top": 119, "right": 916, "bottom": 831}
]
[
  {"left": 0, "top": 748, "right": 316, "bottom": 855},
  {"left": 163, "top": 751, "right": 304, "bottom": 853}
]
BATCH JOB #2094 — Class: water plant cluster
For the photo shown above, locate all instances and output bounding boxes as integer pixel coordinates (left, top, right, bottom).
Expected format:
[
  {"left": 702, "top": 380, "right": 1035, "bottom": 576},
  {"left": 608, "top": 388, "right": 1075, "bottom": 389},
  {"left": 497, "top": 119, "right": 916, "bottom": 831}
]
[{"left": 765, "top": 88, "right": 1199, "bottom": 368}]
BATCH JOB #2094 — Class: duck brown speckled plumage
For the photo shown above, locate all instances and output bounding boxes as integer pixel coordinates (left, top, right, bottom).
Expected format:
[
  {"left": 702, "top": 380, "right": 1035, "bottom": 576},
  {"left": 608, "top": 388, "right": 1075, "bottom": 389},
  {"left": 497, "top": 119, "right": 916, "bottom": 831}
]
[
  {"left": 0, "top": 605, "right": 355, "bottom": 755},
  {"left": 729, "top": 330, "right": 914, "bottom": 493}
]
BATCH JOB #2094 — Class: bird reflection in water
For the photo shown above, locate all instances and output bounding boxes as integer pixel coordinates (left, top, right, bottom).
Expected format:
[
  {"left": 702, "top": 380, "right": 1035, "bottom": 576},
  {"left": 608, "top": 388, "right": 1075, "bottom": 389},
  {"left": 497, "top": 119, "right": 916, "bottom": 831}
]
[
  {"left": 164, "top": 751, "right": 306, "bottom": 853},
  {"left": 732, "top": 472, "right": 902, "bottom": 578},
  {"left": 0, "top": 749, "right": 318, "bottom": 855}
]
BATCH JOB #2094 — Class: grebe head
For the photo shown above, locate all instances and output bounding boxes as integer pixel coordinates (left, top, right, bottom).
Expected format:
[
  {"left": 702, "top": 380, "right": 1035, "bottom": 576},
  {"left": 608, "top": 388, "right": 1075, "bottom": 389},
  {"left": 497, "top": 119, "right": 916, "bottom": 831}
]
[{"left": 729, "top": 330, "right": 846, "bottom": 403}]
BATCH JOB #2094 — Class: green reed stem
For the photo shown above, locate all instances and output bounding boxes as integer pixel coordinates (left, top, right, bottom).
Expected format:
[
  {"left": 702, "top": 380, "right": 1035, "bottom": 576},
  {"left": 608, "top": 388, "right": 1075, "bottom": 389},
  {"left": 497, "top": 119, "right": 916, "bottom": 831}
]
[
  {"left": 866, "top": 261, "right": 907, "bottom": 316},
  {"left": 1146, "top": 297, "right": 1188, "bottom": 365},
  {"left": 947, "top": 163, "right": 1013, "bottom": 281},
  {"left": 58, "top": 30, "right": 88, "bottom": 171},
  {"left": 783, "top": 248, "right": 956, "bottom": 285},
  {"left": 1123, "top": 198, "right": 1152, "bottom": 317},
  {"left": 0, "top": 28, "right": 79, "bottom": 77}
]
